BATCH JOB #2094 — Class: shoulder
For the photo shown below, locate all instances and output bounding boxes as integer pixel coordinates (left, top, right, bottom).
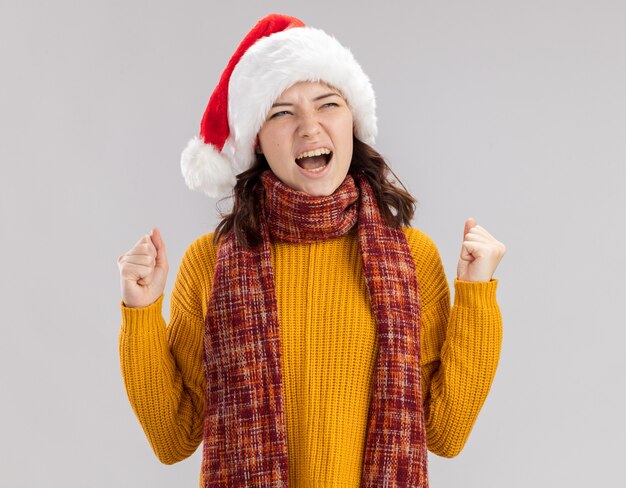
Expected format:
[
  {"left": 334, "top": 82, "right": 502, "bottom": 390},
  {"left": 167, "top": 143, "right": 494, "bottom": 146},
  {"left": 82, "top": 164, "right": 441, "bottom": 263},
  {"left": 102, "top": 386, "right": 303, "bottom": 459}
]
[
  {"left": 400, "top": 226, "right": 450, "bottom": 308},
  {"left": 172, "top": 231, "right": 218, "bottom": 318},
  {"left": 400, "top": 226, "right": 440, "bottom": 265},
  {"left": 182, "top": 232, "right": 218, "bottom": 270}
]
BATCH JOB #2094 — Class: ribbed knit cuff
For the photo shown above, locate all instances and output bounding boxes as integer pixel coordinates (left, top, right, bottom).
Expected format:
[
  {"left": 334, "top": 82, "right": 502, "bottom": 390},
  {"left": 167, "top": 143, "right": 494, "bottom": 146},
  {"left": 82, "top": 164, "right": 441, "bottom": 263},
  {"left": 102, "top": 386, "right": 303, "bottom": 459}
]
[
  {"left": 453, "top": 278, "right": 499, "bottom": 309},
  {"left": 120, "top": 293, "right": 165, "bottom": 335}
]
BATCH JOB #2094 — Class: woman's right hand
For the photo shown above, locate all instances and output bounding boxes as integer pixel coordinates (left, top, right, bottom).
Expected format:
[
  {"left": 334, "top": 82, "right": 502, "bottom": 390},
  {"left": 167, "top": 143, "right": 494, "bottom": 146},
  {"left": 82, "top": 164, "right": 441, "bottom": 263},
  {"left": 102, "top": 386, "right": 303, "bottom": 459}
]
[{"left": 117, "top": 227, "right": 169, "bottom": 308}]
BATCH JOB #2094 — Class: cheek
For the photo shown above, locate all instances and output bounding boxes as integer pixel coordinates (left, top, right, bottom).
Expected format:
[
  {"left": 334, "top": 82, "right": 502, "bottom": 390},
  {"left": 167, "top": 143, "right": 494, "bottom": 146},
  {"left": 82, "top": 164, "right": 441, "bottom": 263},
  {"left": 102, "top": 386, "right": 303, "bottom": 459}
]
[
  {"left": 259, "top": 127, "right": 289, "bottom": 152},
  {"left": 337, "top": 115, "right": 354, "bottom": 142},
  {"left": 338, "top": 120, "right": 354, "bottom": 153}
]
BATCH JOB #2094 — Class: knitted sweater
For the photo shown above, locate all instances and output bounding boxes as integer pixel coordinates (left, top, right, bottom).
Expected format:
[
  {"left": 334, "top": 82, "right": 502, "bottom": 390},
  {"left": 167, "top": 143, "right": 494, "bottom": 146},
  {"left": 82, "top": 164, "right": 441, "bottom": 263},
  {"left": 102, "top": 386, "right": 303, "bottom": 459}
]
[{"left": 119, "top": 226, "right": 502, "bottom": 487}]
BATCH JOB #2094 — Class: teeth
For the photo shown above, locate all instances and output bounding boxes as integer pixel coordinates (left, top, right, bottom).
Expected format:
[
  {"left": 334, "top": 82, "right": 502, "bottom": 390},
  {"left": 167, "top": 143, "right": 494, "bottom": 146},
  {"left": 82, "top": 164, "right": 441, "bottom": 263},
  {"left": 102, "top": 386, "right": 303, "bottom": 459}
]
[
  {"left": 304, "top": 165, "right": 327, "bottom": 173},
  {"left": 296, "top": 147, "right": 331, "bottom": 160}
]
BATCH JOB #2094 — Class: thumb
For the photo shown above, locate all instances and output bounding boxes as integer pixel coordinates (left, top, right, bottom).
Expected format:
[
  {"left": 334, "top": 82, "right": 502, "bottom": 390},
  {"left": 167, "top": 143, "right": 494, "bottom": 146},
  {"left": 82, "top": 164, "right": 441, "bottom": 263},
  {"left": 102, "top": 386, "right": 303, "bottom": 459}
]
[
  {"left": 463, "top": 217, "right": 477, "bottom": 239},
  {"left": 150, "top": 227, "right": 168, "bottom": 269},
  {"left": 460, "top": 217, "right": 477, "bottom": 262}
]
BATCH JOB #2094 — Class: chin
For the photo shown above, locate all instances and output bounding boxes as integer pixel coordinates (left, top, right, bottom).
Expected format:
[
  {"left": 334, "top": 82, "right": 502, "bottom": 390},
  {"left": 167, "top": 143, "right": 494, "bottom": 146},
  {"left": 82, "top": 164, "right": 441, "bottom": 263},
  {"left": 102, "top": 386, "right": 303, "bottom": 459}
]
[
  {"left": 303, "top": 189, "right": 331, "bottom": 197},
  {"left": 299, "top": 182, "right": 340, "bottom": 196}
]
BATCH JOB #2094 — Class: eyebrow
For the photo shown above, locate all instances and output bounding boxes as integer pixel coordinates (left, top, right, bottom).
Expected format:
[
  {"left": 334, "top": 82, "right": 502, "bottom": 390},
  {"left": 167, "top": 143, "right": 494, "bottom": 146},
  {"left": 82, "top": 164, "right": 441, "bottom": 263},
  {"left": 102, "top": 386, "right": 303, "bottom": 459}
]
[{"left": 271, "top": 92, "right": 341, "bottom": 108}]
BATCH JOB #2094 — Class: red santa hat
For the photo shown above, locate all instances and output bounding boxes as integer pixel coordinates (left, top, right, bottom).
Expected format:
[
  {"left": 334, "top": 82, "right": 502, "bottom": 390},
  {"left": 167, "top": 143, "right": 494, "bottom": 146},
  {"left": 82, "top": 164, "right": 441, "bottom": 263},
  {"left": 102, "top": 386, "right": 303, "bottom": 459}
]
[{"left": 180, "top": 13, "right": 377, "bottom": 198}]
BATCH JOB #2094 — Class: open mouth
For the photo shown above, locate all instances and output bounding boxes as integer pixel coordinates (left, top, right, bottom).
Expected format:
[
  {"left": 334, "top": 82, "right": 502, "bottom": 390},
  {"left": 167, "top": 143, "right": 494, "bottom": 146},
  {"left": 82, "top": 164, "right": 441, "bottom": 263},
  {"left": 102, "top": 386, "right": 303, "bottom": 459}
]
[{"left": 295, "top": 151, "right": 333, "bottom": 173}]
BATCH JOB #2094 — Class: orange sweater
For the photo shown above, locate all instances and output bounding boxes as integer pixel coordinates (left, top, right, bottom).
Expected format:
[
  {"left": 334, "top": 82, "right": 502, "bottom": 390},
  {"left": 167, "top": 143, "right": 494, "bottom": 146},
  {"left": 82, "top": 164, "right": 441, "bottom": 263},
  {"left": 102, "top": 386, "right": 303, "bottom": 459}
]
[{"left": 119, "top": 226, "right": 502, "bottom": 486}]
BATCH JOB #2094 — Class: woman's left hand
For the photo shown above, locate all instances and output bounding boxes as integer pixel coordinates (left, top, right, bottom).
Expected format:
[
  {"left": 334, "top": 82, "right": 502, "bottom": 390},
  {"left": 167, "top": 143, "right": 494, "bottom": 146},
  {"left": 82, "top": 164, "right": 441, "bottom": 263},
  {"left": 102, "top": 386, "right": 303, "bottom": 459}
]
[{"left": 456, "top": 218, "right": 506, "bottom": 282}]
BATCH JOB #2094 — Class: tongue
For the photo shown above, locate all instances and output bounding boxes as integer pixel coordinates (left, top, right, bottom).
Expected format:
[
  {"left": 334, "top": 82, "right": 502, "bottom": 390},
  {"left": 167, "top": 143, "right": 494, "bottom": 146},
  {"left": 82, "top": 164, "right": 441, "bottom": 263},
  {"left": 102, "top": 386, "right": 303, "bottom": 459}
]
[{"left": 297, "top": 155, "right": 327, "bottom": 170}]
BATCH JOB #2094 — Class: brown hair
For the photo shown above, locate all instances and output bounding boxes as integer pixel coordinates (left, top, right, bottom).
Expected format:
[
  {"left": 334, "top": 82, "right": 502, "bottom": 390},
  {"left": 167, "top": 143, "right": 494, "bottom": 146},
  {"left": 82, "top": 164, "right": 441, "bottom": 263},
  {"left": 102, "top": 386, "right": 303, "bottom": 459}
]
[{"left": 213, "top": 136, "right": 418, "bottom": 249}]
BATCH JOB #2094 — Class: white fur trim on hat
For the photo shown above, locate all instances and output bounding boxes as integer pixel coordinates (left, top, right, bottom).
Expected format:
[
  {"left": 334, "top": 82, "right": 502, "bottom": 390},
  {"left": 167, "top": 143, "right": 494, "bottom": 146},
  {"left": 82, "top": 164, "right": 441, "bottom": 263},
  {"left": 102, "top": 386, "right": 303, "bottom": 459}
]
[{"left": 180, "top": 136, "right": 237, "bottom": 198}]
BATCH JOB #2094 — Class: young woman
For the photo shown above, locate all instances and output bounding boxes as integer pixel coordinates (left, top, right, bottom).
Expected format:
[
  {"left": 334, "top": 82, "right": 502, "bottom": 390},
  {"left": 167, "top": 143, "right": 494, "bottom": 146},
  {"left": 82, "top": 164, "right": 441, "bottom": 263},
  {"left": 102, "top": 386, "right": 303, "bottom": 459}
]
[{"left": 117, "top": 13, "right": 505, "bottom": 487}]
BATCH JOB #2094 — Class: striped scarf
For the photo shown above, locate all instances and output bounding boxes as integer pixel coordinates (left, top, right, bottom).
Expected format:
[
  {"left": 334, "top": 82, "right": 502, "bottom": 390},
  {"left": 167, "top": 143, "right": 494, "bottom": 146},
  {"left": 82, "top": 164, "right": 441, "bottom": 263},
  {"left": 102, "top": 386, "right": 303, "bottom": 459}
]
[{"left": 203, "top": 169, "right": 429, "bottom": 487}]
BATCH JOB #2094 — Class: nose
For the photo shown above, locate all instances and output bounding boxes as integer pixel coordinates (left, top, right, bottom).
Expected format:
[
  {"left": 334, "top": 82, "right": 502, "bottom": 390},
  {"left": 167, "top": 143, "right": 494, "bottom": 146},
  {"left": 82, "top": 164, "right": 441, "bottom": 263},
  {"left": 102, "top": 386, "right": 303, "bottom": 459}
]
[{"left": 297, "top": 113, "right": 321, "bottom": 138}]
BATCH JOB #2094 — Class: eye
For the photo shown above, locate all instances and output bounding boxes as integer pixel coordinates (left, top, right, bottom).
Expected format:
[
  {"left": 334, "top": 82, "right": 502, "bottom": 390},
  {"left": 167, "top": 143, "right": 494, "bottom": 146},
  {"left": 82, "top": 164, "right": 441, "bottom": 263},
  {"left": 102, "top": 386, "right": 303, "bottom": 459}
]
[
  {"left": 269, "top": 110, "right": 290, "bottom": 119},
  {"left": 322, "top": 102, "right": 339, "bottom": 108}
]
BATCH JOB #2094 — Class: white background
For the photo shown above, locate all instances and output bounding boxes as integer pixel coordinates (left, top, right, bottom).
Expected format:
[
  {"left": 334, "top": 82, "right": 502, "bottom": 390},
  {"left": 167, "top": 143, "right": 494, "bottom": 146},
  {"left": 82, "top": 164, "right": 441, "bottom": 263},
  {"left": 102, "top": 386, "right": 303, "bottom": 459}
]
[{"left": 1, "top": 0, "right": 624, "bottom": 486}]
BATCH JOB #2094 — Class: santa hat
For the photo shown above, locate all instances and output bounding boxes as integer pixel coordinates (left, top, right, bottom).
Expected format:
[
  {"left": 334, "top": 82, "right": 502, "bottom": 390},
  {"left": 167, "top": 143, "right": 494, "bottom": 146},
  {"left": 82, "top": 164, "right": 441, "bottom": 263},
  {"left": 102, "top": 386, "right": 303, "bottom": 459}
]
[{"left": 180, "top": 13, "right": 377, "bottom": 198}]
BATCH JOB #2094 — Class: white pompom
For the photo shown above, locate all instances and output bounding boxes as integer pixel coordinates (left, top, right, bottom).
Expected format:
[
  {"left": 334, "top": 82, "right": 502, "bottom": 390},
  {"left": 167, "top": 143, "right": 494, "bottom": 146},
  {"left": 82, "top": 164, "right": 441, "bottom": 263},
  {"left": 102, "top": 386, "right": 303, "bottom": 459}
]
[{"left": 180, "top": 136, "right": 237, "bottom": 198}]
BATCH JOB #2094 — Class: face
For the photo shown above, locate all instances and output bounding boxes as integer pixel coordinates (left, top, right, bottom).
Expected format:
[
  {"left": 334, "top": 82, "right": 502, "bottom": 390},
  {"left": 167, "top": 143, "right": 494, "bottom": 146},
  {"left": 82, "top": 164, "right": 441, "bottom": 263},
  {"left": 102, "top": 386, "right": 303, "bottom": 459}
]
[{"left": 257, "top": 81, "right": 354, "bottom": 196}]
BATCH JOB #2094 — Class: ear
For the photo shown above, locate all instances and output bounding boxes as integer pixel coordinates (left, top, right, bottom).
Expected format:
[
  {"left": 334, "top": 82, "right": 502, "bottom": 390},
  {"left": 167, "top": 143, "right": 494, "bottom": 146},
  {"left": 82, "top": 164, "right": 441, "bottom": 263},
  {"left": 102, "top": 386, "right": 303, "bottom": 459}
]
[{"left": 254, "top": 135, "right": 263, "bottom": 154}]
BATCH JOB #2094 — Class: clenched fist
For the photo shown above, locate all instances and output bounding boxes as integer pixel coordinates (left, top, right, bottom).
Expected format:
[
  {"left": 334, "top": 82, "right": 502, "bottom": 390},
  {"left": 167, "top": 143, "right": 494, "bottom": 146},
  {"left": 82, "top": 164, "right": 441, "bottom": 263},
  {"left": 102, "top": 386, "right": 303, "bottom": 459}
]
[
  {"left": 457, "top": 218, "right": 506, "bottom": 282},
  {"left": 117, "top": 227, "right": 169, "bottom": 308}
]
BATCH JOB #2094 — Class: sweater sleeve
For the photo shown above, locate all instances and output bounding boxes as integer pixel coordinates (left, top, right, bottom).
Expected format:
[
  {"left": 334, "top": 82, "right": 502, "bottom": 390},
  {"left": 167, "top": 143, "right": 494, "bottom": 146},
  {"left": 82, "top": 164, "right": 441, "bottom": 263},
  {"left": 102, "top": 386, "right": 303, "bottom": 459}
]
[
  {"left": 406, "top": 228, "right": 503, "bottom": 458},
  {"left": 118, "top": 236, "right": 212, "bottom": 464}
]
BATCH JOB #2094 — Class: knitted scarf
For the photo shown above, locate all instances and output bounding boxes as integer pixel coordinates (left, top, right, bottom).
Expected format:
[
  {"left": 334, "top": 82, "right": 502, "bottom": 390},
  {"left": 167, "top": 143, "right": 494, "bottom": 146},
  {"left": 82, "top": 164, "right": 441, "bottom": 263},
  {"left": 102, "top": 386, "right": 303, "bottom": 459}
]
[{"left": 203, "top": 169, "right": 428, "bottom": 487}]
